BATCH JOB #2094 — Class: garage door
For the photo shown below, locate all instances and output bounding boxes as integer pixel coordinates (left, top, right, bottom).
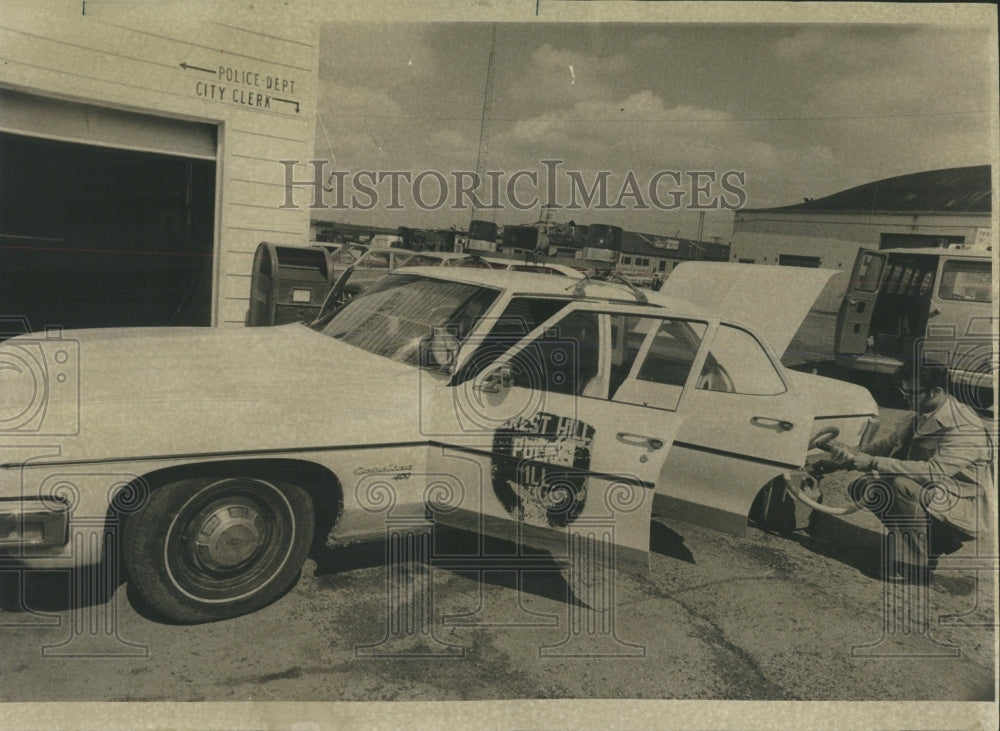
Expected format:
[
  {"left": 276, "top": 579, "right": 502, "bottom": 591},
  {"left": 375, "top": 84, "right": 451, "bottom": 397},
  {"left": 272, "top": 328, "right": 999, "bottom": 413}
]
[{"left": 1, "top": 89, "right": 217, "bottom": 335}]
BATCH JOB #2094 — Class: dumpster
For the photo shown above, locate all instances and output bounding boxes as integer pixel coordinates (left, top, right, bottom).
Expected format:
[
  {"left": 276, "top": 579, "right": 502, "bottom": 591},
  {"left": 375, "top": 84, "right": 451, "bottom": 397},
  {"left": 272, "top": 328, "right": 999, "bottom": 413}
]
[{"left": 247, "top": 242, "right": 334, "bottom": 326}]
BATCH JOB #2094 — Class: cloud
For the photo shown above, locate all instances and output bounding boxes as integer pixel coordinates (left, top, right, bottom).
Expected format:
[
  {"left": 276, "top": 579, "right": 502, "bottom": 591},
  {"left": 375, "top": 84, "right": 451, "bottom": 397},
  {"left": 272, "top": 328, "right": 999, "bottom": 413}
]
[
  {"left": 497, "top": 42, "right": 629, "bottom": 112},
  {"left": 318, "top": 23, "right": 436, "bottom": 86},
  {"left": 501, "top": 89, "right": 743, "bottom": 169},
  {"left": 312, "top": 22, "right": 993, "bottom": 234},
  {"left": 773, "top": 27, "right": 990, "bottom": 116}
]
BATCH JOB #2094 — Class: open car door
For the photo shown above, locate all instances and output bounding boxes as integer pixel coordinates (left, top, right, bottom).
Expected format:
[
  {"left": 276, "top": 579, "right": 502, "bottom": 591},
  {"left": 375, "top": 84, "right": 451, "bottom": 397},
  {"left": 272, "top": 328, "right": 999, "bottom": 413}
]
[
  {"left": 657, "top": 322, "right": 816, "bottom": 536},
  {"left": 426, "top": 303, "right": 687, "bottom": 569},
  {"left": 834, "top": 248, "right": 887, "bottom": 355}
]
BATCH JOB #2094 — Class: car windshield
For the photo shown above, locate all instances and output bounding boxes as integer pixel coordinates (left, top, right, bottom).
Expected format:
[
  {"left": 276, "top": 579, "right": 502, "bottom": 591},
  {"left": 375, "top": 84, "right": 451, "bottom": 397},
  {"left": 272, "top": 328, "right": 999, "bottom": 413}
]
[{"left": 311, "top": 273, "right": 499, "bottom": 366}]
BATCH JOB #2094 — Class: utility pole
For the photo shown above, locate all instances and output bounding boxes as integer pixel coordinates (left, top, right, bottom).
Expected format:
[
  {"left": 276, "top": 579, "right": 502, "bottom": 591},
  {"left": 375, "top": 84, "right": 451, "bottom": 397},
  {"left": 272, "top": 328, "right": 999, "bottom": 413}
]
[{"left": 470, "top": 24, "right": 497, "bottom": 232}]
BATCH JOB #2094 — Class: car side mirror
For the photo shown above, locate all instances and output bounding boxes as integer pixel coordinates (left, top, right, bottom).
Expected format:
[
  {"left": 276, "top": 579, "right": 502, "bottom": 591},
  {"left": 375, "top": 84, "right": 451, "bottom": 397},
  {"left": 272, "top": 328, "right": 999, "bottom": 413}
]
[{"left": 474, "top": 362, "right": 512, "bottom": 393}]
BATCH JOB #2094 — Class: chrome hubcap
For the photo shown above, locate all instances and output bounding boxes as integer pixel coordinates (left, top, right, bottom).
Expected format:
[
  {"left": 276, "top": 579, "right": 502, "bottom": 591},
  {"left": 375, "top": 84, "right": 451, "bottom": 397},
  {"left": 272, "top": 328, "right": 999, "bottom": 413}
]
[{"left": 189, "top": 501, "right": 267, "bottom": 573}]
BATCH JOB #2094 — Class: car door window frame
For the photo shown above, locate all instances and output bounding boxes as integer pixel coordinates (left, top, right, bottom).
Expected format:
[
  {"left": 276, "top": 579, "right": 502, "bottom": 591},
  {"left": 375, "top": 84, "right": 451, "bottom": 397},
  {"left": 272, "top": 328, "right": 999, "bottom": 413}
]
[
  {"left": 469, "top": 302, "right": 627, "bottom": 402},
  {"left": 476, "top": 303, "right": 716, "bottom": 410},
  {"left": 505, "top": 308, "right": 606, "bottom": 399},
  {"left": 450, "top": 294, "right": 573, "bottom": 386},
  {"left": 611, "top": 313, "right": 712, "bottom": 412},
  {"left": 695, "top": 322, "right": 789, "bottom": 397}
]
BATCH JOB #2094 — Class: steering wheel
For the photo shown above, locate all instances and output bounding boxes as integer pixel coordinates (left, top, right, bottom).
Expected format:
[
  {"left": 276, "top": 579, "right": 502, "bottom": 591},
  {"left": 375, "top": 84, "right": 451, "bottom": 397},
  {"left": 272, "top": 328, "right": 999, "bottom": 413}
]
[
  {"left": 781, "top": 472, "right": 860, "bottom": 516},
  {"left": 808, "top": 426, "right": 840, "bottom": 452},
  {"left": 782, "top": 426, "right": 861, "bottom": 515}
]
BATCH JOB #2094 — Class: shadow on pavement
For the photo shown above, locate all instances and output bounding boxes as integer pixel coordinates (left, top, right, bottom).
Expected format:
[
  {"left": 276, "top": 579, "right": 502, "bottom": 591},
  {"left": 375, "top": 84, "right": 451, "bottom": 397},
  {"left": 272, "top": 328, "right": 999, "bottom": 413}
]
[
  {"left": 0, "top": 565, "right": 122, "bottom": 614},
  {"left": 793, "top": 511, "right": 884, "bottom": 579},
  {"left": 649, "top": 519, "right": 696, "bottom": 564},
  {"left": 311, "top": 526, "right": 586, "bottom": 608}
]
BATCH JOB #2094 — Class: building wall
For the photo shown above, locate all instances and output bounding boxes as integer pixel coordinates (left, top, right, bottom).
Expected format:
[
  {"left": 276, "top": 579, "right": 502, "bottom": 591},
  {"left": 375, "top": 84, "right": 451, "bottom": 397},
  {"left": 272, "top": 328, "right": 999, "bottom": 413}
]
[
  {"left": 733, "top": 209, "right": 989, "bottom": 247},
  {"left": 730, "top": 209, "right": 991, "bottom": 311},
  {"left": 0, "top": 0, "right": 318, "bottom": 326}
]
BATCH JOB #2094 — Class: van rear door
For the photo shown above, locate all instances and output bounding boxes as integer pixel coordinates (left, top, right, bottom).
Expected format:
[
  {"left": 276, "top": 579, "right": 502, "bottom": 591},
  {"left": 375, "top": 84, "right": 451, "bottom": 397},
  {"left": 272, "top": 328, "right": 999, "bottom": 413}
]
[{"left": 834, "top": 248, "right": 887, "bottom": 354}]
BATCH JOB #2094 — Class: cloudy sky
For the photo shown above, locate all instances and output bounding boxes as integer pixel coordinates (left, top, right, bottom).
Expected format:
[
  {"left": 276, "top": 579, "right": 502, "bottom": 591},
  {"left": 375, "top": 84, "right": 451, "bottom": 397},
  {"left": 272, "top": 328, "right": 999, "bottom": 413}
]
[{"left": 313, "top": 21, "right": 993, "bottom": 241}]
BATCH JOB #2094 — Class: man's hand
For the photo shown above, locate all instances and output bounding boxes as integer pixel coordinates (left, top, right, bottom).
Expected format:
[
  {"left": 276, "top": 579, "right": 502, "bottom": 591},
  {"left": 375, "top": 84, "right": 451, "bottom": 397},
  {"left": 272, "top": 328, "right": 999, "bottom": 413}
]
[{"left": 827, "top": 440, "right": 876, "bottom": 471}]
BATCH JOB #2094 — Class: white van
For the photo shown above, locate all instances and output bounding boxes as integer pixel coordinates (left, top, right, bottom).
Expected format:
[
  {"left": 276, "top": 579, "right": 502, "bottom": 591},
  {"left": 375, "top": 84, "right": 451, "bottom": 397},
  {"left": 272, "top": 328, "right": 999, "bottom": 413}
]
[
  {"left": 367, "top": 234, "right": 403, "bottom": 249},
  {"left": 834, "top": 245, "right": 994, "bottom": 405}
]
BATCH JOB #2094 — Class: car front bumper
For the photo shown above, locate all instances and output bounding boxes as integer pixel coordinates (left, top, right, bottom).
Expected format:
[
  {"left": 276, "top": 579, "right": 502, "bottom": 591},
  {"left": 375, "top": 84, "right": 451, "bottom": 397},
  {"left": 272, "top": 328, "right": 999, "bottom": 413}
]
[{"left": 0, "top": 497, "right": 70, "bottom": 550}]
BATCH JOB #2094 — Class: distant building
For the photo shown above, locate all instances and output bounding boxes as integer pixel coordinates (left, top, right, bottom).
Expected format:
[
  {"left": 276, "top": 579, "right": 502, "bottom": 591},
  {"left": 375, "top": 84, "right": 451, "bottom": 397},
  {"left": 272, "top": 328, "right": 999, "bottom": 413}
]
[
  {"left": 616, "top": 231, "right": 730, "bottom": 287},
  {"left": 730, "top": 165, "right": 992, "bottom": 310},
  {"left": 310, "top": 219, "right": 400, "bottom": 244}
]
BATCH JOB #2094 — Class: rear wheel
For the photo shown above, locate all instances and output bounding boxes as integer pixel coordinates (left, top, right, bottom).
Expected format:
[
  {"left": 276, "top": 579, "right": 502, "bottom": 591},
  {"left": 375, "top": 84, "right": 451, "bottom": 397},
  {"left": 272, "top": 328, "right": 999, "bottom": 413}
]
[{"left": 122, "top": 476, "right": 314, "bottom": 623}]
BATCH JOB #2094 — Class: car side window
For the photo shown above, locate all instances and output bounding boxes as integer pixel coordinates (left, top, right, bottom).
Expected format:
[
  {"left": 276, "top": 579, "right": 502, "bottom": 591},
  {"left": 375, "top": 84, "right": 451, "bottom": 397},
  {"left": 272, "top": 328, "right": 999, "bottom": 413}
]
[
  {"left": 698, "top": 325, "right": 785, "bottom": 395},
  {"left": 636, "top": 319, "right": 706, "bottom": 386},
  {"left": 939, "top": 260, "right": 992, "bottom": 302},
  {"left": 359, "top": 252, "right": 390, "bottom": 269},
  {"left": 855, "top": 252, "right": 885, "bottom": 292},
  {"left": 452, "top": 297, "right": 569, "bottom": 384},
  {"left": 398, "top": 254, "right": 441, "bottom": 268},
  {"left": 611, "top": 317, "right": 707, "bottom": 410},
  {"left": 332, "top": 246, "right": 363, "bottom": 264},
  {"left": 510, "top": 311, "right": 601, "bottom": 397}
]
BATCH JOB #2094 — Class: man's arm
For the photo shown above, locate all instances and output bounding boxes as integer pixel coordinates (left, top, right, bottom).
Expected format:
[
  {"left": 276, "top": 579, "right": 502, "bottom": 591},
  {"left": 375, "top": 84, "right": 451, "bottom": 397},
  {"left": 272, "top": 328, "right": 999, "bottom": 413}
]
[
  {"left": 862, "top": 419, "right": 909, "bottom": 459},
  {"left": 830, "top": 420, "right": 990, "bottom": 488},
  {"left": 828, "top": 419, "right": 908, "bottom": 469},
  {"left": 868, "top": 438, "right": 991, "bottom": 487}
]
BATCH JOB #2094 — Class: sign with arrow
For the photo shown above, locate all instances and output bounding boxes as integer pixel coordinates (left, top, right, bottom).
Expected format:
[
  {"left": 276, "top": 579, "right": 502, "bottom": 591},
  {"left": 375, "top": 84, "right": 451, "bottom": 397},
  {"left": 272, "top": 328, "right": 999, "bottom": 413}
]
[
  {"left": 179, "top": 62, "right": 215, "bottom": 75},
  {"left": 181, "top": 60, "right": 300, "bottom": 114}
]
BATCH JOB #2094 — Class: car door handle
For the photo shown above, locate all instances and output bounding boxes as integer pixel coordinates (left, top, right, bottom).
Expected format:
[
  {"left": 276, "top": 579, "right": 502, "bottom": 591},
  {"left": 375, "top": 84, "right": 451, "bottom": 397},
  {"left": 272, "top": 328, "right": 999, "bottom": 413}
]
[
  {"left": 617, "top": 432, "right": 665, "bottom": 450},
  {"left": 750, "top": 416, "right": 794, "bottom": 432}
]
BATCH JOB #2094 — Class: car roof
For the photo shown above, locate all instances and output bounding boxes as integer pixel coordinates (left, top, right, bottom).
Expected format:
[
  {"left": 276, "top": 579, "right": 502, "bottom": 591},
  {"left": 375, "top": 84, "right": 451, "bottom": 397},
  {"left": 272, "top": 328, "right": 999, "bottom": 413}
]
[
  {"left": 442, "top": 255, "right": 585, "bottom": 275},
  {"left": 389, "top": 266, "right": 706, "bottom": 315}
]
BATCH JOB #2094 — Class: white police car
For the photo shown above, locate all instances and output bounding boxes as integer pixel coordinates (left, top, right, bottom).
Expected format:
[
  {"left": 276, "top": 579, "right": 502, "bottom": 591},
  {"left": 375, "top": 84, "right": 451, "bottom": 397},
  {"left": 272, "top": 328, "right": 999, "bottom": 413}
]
[{"left": 0, "top": 263, "right": 877, "bottom": 622}]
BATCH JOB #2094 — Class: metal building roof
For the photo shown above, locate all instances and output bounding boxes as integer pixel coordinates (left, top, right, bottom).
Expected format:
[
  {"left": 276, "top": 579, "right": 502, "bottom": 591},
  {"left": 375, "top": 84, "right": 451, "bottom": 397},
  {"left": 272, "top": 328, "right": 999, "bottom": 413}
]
[{"left": 744, "top": 165, "right": 991, "bottom": 214}]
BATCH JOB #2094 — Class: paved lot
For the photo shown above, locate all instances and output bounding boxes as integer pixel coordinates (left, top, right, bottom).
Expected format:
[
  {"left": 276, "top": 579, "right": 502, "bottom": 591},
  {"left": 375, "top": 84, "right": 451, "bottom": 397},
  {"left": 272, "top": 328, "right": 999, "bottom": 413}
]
[
  {"left": 1, "top": 310, "right": 995, "bottom": 711},
  {"left": 1, "top": 444, "right": 994, "bottom": 704}
]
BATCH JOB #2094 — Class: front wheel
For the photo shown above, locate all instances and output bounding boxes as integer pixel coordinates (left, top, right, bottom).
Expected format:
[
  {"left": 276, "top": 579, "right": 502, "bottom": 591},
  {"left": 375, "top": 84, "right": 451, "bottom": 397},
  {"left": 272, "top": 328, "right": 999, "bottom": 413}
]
[{"left": 122, "top": 477, "right": 314, "bottom": 623}]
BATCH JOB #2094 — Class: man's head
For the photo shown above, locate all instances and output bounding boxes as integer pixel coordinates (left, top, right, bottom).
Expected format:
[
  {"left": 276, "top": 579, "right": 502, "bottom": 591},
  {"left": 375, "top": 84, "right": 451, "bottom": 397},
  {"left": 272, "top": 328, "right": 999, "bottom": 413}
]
[{"left": 897, "top": 359, "right": 950, "bottom": 414}]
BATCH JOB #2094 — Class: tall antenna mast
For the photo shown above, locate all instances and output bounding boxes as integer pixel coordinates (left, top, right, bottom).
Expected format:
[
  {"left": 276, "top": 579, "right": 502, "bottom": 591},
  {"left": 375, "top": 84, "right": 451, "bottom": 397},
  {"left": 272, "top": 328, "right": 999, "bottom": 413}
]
[{"left": 470, "top": 24, "right": 497, "bottom": 230}]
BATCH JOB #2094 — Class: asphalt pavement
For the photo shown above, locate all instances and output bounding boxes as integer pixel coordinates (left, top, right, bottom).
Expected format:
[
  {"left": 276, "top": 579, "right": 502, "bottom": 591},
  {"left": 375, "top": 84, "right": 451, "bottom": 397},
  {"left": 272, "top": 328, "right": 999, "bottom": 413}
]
[{"left": 1, "top": 455, "right": 994, "bottom": 704}]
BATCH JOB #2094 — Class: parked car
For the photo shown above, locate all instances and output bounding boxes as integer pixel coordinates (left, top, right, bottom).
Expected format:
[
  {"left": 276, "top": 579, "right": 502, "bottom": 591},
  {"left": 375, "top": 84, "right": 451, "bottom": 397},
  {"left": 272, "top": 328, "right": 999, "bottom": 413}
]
[
  {"left": 318, "top": 252, "right": 585, "bottom": 319},
  {"left": 0, "top": 263, "right": 877, "bottom": 622},
  {"left": 317, "top": 248, "right": 459, "bottom": 317},
  {"left": 310, "top": 241, "right": 368, "bottom": 282},
  {"left": 834, "top": 245, "right": 994, "bottom": 407},
  {"left": 443, "top": 256, "right": 585, "bottom": 278}
]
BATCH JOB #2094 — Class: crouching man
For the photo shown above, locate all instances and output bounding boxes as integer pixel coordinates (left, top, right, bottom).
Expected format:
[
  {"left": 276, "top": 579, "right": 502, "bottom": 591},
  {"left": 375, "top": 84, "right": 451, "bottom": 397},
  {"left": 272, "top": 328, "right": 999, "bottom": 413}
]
[{"left": 827, "top": 360, "right": 994, "bottom": 582}]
